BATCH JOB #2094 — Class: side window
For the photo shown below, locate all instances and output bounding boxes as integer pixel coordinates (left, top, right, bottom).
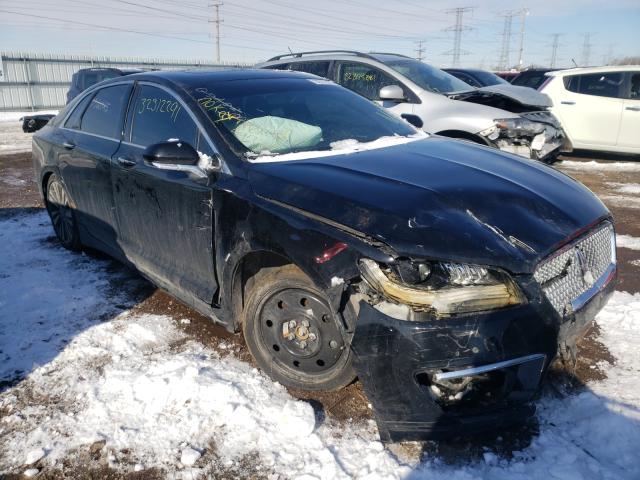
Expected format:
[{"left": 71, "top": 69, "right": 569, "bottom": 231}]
[
  {"left": 457, "top": 73, "right": 479, "bottom": 87},
  {"left": 129, "top": 85, "right": 198, "bottom": 148},
  {"left": 286, "top": 62, "right": 330, "bottom": 79},
  {"left": 337, "top": 62, "right": 400, "bottom": 101},
  {"left": 80, "top": 84, "right": 131, "bottom": 139},
  {"left": 64, "top": 93, "right": 94, "bottom": 130},
  {"left": 564, "top": 72, "right": 624, "bottom": 98},
  {"left": 630, "top": 73, "right": 640, "bottom": 99}
]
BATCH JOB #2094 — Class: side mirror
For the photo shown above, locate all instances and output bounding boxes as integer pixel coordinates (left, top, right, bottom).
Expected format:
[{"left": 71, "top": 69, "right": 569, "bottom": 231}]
[
  {"left": 143, "top": 141, "right": 199, "bottom": 166},
  {"left": 379, "top": 85, "right": 405, "bottom": 102}
]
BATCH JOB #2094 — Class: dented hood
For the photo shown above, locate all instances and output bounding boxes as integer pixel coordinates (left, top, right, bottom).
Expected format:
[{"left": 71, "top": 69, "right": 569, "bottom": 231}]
[
  {"left": 249, "top": 138, "right": 609, "bottom": 273},
  {"left": 448, "top": 84, "right": 552, "bottom": 110}
]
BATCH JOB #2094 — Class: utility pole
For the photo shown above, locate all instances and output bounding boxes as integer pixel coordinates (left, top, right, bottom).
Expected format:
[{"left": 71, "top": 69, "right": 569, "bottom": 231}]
[
  {"left": 210, "top": 2, "right": 223, "bottom": 63},
  {"left": 580, "top": 33, "right": 592, "bottom": 67},
  {"left": 415, "top": 40, "right": 426, "bottom": 61},
  {"left": 550, "top": 33, "right": 561, "bottom": 68},
  {"left": 498, "top": 11, "right": 516, "bottom": 71},
  {"left": 517, "top": 8, "right": 529, "bottom": 70},
  {"left": 444, "top": 7, "right": 473, "bottom": 66}
]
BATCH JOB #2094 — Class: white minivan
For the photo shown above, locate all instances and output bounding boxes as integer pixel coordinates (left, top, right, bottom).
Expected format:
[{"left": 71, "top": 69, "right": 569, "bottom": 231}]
[{"left": 540, "top": 66, "right": 640, "bottom": 155}]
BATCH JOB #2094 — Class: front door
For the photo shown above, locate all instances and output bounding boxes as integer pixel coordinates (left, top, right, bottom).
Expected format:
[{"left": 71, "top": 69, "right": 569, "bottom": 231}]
[
  {"left": 334, "top": 61, "right": 416, "bottom": 123},
  {"left": 618, "top": 71, "right": 640, "bottom": 150},
  {"left": 111, "top": 83, "right": 218, "bottom": 303},
  {"left": 557, "top": 71, "right": 625, "bottom": 147}
]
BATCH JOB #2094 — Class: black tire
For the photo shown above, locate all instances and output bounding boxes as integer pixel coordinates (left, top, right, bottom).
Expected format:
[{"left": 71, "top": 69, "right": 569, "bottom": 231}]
[
  {"left": 242, "top": 265, "right": 356, "bottom": 391},
  {"left": 45, "top": 174, "right": 81, "bottom": 251}
]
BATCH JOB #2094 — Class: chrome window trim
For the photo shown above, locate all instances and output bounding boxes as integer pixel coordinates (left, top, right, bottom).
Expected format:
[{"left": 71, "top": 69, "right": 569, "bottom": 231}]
[{"left": 59, "top": 126, "right": 121, "bottom": 143}]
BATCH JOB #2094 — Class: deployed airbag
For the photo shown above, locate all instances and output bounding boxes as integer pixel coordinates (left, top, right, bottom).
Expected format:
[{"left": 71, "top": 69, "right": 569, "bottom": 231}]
[{"left": 234, "top": 116, "right": 322, "bottom": 153}]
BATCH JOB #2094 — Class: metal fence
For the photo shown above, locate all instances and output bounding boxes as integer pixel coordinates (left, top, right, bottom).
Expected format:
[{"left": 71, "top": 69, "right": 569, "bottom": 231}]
[{"left": 0, "top": 52, "right": 250, "bottom": 111}]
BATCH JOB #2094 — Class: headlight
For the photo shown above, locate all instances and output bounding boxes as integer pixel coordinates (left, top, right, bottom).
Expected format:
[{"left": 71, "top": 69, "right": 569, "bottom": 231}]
[
  {"left": 359, "top": 258, "right": 525, "bottom": 317},
  {"left": 493, "top": 118, "right": 545, "bottom": 137}
]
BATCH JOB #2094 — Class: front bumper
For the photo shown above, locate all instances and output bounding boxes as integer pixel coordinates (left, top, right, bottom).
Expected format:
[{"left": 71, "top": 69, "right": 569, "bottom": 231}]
[{"left": 351, "top": 271, "right": 616, "bottom": 442}]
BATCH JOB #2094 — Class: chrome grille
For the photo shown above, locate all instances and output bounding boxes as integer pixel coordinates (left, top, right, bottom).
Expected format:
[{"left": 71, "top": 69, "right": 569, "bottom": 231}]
[{"left": 534, "top": 223, "right": 615, "bottom": 316}]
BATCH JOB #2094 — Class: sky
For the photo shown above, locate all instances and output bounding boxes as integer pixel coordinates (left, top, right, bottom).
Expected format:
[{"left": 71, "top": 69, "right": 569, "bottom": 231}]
[{"left": 1, "top": 0, "right": 639, "bottom": 69}]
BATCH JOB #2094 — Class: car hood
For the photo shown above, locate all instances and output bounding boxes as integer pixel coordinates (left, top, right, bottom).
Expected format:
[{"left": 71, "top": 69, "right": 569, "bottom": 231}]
[
  {"left": 447, "top": 84, "right": 552, "bottom": 111},
  {"left": 249, "top": 137, "right": 609, "bottom": 273}
]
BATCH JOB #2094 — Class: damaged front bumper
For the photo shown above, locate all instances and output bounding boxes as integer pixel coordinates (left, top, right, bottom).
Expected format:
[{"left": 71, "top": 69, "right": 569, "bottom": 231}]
[
  {"left": 351, "top": 273, "right": 615, "bottom": 442},
  {"left": 480, "top": 111, "right": 569, "bottom": 162}
]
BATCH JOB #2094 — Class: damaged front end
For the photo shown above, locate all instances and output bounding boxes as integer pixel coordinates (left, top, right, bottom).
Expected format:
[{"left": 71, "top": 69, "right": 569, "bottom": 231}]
[
  {"left": 449, "top": 86, "right": 569, "bottom": 162},
  {"left": 349, "top": 240, "right": 615, "bottom": 441},
  {"left": 477, "top": 112, "right": 567, "bottom": 163}
]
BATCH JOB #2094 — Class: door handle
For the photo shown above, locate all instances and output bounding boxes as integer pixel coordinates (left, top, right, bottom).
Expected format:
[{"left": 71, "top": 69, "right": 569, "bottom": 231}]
[
  {"left": 625, "top": 106, "right": 640, "bottom": 111},
  {"left": 117, "top": 156, "right": 136, "bottom": 167},
  {"left": 560, "top": 101, "right": 576, "bottom": 105},
  {"left": 62, "top": 141, "right": 75, "bottom": 150}
]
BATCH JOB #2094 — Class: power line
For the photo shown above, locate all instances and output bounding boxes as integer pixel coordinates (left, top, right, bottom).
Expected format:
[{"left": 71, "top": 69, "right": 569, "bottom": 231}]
[
  {"left": 0, "top": 9, "right": 273, "bottom": 52},
  {"left": 444, "top": 7, "right": 473, "bottom": 67}
]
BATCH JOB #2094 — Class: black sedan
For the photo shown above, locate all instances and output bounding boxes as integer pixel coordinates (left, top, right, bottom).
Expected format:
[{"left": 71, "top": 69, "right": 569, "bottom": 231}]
[
  {"left": 33, "top": 69, "right": 617, "bottom": 442},
  {"left": 443, "top": 68, "right": 509, "bottom": 88}
]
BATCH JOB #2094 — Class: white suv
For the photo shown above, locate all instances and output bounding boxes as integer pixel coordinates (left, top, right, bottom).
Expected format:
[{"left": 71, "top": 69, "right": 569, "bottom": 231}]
[
  {"left": 259, "top": 51, "right": 566, "bottom": 162},
  {"left": 540, "top": 66, "right": 640, "bottom": 155}
]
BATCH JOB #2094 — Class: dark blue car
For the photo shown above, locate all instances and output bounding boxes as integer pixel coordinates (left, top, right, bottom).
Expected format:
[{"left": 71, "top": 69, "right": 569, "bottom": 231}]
[{"left": 32, "top": 69, "right": 616, "bottom": 441}]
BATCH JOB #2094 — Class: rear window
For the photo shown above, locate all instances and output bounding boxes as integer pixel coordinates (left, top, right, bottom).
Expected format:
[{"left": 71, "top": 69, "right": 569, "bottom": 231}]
[
  {"left": 284, "top": 61, "right": 331, "bottom": 79},
  {"left": 80, "top": 84, "right": 131, "bottom": 139},
  {"left": 564, "top": 72, "right": 625, "bottom": 98}
]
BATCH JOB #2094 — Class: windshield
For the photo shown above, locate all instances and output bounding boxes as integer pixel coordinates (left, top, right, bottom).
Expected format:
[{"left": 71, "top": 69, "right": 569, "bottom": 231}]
[
  {"left": 188, "top": 78, "right": 417, "bottom": 157},
  {"left": 383, "top": 59, "right": 471, "bottom": 94},
  {"left": 471, "top": 70, "right": 508, "bottom": 86}
]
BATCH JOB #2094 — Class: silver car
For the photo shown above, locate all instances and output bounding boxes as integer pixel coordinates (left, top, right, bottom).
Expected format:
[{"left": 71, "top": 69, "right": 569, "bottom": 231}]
[{"left": 258, "top": 51, "right": 566, "bottom": 162}]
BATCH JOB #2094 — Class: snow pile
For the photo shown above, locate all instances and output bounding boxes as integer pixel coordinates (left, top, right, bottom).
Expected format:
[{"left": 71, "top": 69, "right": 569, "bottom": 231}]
[
  {"left": 1, "top": 210, "right": 640, "bottom": 479},
  {"left": 607, "top": 182, "right": 640, "bottom": 195},
  {"left": 559, "top": 160, "right": 640, "bottom": 172},
  {"left": 617, "top": 234, "right": 640, "bottom": 251}
]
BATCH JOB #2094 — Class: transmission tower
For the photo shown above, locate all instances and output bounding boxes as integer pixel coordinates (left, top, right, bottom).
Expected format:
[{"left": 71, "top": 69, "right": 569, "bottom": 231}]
[
  {"left": 581, "top": 33, "right": 592, "bottom": 67},
  {"left": 498, "top": 11, "right": 517, "bottom": 70},
  {"left": 210, "top": 2, "right": 223, "bottom": 63},
  {"left": 415, "top": 40, "right": 426, "bottom": 61},
  {"left": 444, "top": 7, "right": 473, "bottom": 66},
  {"left": 516, "top": 8, "right": 529, "bottom": 69},
  {"left": 549, "top": 33, "right": 561, "bottom": 68}
]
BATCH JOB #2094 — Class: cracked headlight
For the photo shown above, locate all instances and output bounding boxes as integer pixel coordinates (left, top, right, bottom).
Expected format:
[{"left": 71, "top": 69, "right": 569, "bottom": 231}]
[
  {"left": 359, "top": 258, "right": 525, "bottom": 317},
  {"left": 493, "top": 117, "right": 545, "bottom": 138}
]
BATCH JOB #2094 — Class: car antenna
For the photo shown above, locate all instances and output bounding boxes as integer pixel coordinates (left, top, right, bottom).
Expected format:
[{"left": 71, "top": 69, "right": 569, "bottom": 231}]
[
  {"left": 571, "top": 58, "right": 578, "bottom": 67},
  {"left": 287, "top": 46, "right": 294, "bottom": 55}
]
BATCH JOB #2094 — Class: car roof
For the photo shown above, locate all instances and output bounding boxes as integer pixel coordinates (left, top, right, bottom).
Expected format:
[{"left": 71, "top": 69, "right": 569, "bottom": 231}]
[
  {"left": 97, "top": 68, "right": 319, "bottom": 89},
  {"left": 259, "top": 51, "right": 413, "bottom": 67},
  {"left": 548, "top": 65, "right": 640, "bottom": 77}
]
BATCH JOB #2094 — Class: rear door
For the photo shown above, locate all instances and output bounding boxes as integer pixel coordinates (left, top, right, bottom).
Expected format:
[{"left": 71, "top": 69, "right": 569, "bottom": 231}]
[
  {"left": 111, "top": 83, "right": 217, "bottom": 302},
  {"left": 617, "top": 71, "right": 640, "bottom": 150},
  {"left": 58, "top": 83, "right": 132, "bottom": 254},
  {"left": 557, "top": 71, "right": 624, "bottom": 147}
]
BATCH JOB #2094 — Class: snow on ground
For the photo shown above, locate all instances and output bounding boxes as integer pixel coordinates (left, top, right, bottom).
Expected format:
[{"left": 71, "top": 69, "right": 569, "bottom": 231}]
[
  {"left": 617, "top": 234, "right": 640, "bottom": 251},
  {"left": 0, "top": 111, "right": 57, "bottom": 154},
  {"left": 559, "top": 160, "right": 640, "bottom": 172},
  {"left": 1, "top": 210, "right": 640, "bottom": 479},
  {"left": 607, "top": 182, "right": 640, "bottom": 195}
]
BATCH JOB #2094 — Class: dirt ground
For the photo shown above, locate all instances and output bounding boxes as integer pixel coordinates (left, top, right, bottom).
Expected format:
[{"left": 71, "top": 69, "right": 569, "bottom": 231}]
[{"left": 1, "top": 149, "right": 639, "bottom": 477}]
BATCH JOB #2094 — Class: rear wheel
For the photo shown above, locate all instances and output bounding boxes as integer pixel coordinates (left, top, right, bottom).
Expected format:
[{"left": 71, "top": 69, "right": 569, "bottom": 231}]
[
  {"left": 45, "top": 174, "right": 81, "bottom": 251},
  {"left": 242, "top": 265, "right": 355, "bottom": 391}
]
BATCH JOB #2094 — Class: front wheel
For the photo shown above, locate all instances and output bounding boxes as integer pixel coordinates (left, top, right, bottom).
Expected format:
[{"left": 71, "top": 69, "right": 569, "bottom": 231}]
[
  {"left": 45, "top": 174, "right": 81, "bottom": 251},
  {"left": 242, "top": 265, "right": 355, "bottom": 391}
]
